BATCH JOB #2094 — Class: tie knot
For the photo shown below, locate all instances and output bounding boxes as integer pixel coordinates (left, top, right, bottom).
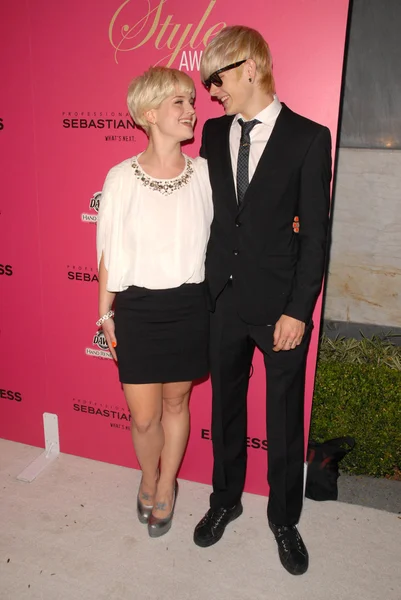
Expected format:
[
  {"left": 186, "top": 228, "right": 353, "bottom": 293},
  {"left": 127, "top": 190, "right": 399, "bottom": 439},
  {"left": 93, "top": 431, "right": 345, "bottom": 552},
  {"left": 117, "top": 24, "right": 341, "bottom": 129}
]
[{"left": 238, "top": 118, "right": 260, "bottom": 136}]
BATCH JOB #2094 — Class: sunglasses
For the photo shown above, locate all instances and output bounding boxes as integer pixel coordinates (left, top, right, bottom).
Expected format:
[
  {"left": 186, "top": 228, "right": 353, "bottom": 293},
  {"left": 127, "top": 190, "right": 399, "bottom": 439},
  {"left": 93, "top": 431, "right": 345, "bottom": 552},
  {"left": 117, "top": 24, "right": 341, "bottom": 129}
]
[{"left": 203, "top": 59, "right": 248, "bottom": 91}]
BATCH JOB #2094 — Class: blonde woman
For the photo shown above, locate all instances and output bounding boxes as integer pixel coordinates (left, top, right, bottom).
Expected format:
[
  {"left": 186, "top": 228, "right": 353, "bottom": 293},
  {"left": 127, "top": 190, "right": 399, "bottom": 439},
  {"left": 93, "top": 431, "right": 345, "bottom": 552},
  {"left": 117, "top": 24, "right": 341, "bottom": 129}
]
[{"left": 96, "top": 67, "right": 212, "bottom": 537}]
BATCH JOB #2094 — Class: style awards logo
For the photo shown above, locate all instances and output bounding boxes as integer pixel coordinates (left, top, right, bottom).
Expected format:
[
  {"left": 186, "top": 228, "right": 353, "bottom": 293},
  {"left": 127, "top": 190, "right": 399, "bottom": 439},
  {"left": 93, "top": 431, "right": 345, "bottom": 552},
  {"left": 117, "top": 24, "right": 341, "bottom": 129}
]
[
  {"left": 62, "top": 111, "right": 136, "bottom": 143},
  {"left": 85, "top": 330, "right": 113, "bottom": 360},
  {"left": 109, "top": 0, "right": 226, "bottom": 71},
  {"left": 82, "top": 191, "right": 101, "bottom": 223},
  {"left": 67, "top": 264, "right": 99, "bottom": 283}
]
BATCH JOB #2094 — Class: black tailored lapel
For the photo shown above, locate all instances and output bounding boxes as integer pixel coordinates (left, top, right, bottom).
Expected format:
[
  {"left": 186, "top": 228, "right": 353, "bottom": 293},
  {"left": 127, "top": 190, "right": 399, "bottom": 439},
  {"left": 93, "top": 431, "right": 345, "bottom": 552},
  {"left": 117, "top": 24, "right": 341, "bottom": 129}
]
[{"left": 237, "top": 104, "right": 294, "bottom": 216}]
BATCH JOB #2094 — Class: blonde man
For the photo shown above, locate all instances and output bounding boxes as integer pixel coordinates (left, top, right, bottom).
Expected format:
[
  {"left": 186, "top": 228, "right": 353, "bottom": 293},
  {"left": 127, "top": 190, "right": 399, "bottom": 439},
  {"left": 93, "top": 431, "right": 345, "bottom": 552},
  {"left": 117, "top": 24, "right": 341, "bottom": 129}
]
[
  {"left": 97, "top": 67, "right": 213, "bottom": 538},
  {"left": 193, "top": 26, "right": 332, "bottom": 576}
]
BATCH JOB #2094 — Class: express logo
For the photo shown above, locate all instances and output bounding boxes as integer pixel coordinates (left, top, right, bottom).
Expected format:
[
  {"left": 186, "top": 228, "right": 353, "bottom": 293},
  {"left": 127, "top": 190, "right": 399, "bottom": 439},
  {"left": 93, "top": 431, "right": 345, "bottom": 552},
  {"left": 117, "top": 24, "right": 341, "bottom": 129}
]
[
  {"left": 82, "top": 191, "right": 101, "bottom": 223},
  {"left": 0, "top": 264, "right": 13, "bottom": 276},
  {"left": 201, "top": 428, "right": 268, "bottom": 451},
  {"left": 0, "top": 388, "right": 22, "bottom": 402},
  {"left": 85, "top": 331, "right": 113, "bottom": 360},
  {"left": 67, "top": 264, "right": 99, "bottom": 283}
]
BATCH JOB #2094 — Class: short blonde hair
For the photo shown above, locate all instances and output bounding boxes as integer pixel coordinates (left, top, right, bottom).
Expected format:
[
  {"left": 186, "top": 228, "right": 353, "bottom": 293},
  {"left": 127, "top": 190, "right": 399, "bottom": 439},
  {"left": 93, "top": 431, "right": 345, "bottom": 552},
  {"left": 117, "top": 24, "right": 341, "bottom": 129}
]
[
  {"left": 127, "top": 67, "right": 195, "bottom": 134},
  {"left": 200, "top": 26, "right": 275, "bottom": 95}
]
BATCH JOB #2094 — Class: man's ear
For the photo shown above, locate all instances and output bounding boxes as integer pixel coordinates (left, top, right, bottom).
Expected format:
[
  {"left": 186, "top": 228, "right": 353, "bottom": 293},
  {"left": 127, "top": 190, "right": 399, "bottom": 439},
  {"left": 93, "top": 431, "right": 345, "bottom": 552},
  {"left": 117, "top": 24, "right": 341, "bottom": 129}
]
[{"left": 246, "top": 59, "right": 257, "bottom": 83}]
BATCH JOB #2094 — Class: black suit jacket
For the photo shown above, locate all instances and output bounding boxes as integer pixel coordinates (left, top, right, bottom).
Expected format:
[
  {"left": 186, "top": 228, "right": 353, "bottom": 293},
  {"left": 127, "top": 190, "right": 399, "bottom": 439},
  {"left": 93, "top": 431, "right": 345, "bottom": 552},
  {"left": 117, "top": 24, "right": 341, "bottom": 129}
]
[{"left": 201, "top": 103, "right": 332, "bottom": 326}]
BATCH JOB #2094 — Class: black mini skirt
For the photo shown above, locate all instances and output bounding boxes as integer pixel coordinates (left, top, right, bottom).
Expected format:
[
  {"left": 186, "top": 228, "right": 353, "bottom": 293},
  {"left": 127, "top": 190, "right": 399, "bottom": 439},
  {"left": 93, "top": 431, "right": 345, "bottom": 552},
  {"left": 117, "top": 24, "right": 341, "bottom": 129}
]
[{"left": 114, "top": 282, "right": 209, "bottom": 384}]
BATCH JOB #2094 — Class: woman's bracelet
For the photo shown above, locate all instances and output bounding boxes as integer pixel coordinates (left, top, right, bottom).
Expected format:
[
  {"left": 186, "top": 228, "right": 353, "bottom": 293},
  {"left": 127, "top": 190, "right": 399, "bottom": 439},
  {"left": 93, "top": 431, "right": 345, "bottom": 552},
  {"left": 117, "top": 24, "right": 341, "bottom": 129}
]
[{"left": 96, "top": 310, "right": 114, "bottom": 327}]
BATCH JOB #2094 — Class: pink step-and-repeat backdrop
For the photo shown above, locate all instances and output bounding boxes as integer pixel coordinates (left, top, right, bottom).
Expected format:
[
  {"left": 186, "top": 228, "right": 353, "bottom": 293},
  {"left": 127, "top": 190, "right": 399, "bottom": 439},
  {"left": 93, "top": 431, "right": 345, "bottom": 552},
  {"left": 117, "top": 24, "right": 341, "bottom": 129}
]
[{"left": 0, "top": 0, "right": 349, "bottom": 495}]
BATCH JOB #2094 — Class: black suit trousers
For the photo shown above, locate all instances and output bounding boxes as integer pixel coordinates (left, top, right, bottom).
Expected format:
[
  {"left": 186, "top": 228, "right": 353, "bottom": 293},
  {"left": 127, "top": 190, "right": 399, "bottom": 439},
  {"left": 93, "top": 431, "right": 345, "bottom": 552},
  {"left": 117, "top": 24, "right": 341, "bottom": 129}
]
[{"left": 209, "top": 280, "right": 312, "bottom": 526}]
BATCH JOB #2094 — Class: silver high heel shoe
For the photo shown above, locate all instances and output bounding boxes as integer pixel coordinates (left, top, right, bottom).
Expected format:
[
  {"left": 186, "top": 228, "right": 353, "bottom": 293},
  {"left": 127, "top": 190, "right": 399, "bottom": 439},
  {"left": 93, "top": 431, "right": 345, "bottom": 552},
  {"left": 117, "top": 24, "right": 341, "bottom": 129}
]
[
  {"left": 148, "top": 481, "right": 178, "bottom": 538},
  {"left": 137, "top": 481, "right": 153, "bottom": 524}
]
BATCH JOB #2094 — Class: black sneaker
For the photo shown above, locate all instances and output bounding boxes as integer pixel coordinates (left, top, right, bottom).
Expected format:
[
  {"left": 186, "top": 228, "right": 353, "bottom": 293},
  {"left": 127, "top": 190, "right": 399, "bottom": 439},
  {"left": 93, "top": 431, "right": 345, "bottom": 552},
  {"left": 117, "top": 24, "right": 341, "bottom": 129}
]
[
  {"left": 269, "top": 522, "right": 309, "bottom": 575},
  {"left": 193, "top": 503, "right": 243, "bottom": 547}
]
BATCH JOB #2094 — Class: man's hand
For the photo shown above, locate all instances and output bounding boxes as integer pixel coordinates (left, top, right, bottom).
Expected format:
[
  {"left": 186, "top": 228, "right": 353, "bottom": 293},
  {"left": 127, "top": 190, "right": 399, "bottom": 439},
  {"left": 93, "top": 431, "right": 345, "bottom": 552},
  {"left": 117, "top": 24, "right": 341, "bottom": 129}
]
[{"left": 273, "top": 315, "right": 305, "bottom": 352}]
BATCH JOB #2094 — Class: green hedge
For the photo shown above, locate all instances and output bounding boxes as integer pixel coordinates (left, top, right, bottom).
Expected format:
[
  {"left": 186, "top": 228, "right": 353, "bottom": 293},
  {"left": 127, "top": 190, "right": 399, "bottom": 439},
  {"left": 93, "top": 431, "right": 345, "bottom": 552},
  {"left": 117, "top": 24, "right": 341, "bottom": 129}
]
[{"left": 310, "top": 362, "right": 401, "bottom": 477}]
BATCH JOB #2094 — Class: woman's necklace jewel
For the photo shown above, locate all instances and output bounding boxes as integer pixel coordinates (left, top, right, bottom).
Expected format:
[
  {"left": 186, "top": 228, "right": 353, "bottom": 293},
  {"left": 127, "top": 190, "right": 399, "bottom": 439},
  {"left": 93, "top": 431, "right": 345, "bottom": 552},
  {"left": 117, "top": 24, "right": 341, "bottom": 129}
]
[{"left": 132, "top": 157, "right": 194, "bottom": 195}]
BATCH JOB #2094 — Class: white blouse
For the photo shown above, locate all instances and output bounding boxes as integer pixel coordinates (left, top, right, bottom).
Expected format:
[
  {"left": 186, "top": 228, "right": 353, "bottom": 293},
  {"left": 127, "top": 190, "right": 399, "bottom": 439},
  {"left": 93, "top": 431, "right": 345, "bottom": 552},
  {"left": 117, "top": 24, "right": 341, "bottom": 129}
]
[{"left": 97, "top": 154, "right": 213, "bottom": 292}]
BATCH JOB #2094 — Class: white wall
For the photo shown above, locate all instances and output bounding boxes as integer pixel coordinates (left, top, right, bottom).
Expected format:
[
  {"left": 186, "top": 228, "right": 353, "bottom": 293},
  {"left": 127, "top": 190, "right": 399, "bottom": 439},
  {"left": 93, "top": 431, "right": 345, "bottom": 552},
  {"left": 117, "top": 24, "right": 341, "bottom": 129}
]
[{"left": 324, "top": 148, "right": 401, "bottom": 328}]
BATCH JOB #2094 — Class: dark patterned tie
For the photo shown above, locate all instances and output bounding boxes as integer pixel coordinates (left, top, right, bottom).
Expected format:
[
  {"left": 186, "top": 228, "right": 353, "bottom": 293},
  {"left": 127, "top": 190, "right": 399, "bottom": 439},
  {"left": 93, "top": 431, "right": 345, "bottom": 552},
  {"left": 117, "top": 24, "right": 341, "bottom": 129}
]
[{"left": 236, "top": 118, "right": 260, "bottom": 205}]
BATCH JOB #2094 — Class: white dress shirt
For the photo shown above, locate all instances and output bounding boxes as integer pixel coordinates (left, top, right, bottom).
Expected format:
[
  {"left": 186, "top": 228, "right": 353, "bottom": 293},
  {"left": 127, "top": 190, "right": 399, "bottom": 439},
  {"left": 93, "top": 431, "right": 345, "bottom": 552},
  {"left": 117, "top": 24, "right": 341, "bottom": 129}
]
[
  {"left": 97, "top": 155, "right": 213, "bottom": 292},
  {"left": 230, "top": 95, "right": 282, "bottom": 196}
]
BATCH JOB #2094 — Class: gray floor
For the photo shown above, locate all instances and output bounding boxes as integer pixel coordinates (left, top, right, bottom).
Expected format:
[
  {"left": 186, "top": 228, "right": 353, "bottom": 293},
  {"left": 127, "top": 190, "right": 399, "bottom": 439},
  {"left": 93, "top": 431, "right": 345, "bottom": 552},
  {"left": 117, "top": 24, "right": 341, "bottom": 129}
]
[
  {"left": 338, "top": 472, "right": 401, "bottom": 514},
  {"left": 1, "top": 439, "right": 400, "bottom": 600}
]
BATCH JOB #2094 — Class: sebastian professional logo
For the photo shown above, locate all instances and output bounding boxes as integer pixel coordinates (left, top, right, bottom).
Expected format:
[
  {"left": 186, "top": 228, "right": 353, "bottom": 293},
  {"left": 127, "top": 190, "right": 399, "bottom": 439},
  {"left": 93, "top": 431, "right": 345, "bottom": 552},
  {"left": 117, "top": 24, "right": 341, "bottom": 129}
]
[
  {"left": 61, "top": 111, "right": 136, "bottom": 142},
  {"left": 201, "top": 428, "right": 268, "bottom": 451},
  {"left": 67, "top": 265, "right": 99, "bottom": 283},
  {"left": 82, "top": 192, "right": 101, "bottom": 223},
  {"left": 0, "top": 264, "right": 13, "bottom": 276},
  {"left": 62, "top": 111, "right": 134, "bottom": 130},
  {"left": 72, "top": 398, "right": 131, "bottom": 430},
  {"left": 0, "top": 389, "right": 22, "bottom": 402},
  {"left": 85, "top": 331, "right": 113, "bottom": 360},
  {"left": 109, "top": 0, "right": 226, "bottom": 70}
]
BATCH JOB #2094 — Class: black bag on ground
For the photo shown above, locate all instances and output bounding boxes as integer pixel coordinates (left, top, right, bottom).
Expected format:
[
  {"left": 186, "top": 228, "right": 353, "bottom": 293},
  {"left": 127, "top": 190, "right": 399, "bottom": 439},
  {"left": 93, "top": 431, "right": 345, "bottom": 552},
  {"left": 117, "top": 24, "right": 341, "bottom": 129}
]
[{"left": 305, "top": 437, "right": 355, "bottom": 501}]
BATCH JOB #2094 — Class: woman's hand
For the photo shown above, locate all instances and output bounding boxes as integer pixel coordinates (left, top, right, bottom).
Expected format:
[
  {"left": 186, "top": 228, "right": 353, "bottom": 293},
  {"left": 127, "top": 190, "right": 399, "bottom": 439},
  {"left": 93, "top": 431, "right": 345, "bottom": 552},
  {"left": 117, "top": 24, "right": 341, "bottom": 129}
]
[{"left": 102, "top": 317, "right": 118, "bottom": 361}]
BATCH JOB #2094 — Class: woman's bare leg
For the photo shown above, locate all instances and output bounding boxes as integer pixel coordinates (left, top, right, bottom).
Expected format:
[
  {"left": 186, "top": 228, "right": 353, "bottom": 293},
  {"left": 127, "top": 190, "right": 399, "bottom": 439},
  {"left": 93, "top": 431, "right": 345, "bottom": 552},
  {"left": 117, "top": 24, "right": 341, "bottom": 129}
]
[
  {"left": 152, "top": 381, "right": 192, "bottom": 518},
  {"left": 123, "top": 383, "right": 164, "bottom": 502}
]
